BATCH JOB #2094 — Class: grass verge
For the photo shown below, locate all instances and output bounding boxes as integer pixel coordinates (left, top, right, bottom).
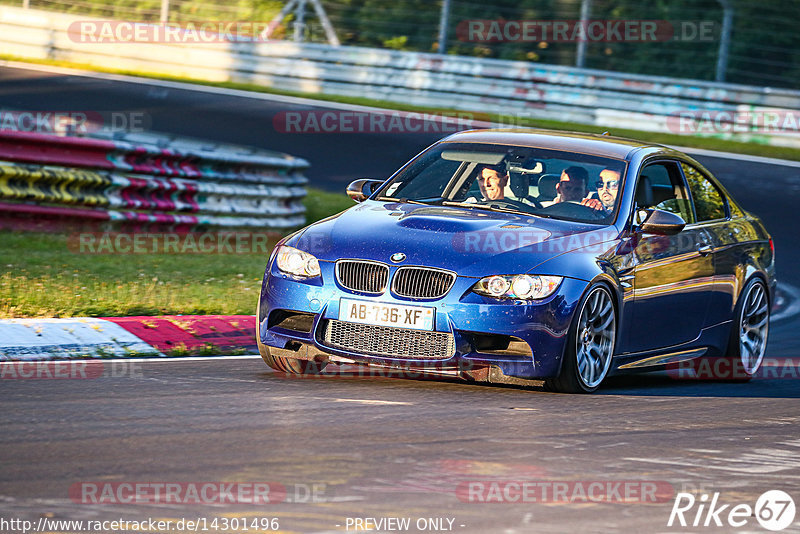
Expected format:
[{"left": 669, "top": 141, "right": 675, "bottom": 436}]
[
  {"left": 0, "top": 187, "right": 352, "bottom": 318},
  {"left": 3, "top": 55, "right": 800, "bottom": 162}
]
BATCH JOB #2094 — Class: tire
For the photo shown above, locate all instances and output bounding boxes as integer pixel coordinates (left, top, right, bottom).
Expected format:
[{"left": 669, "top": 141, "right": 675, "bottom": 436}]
[
  {"left": 723, "top": 277, "right": 770, "bottom": 381},
  {"left": 256, "top": 301, "right": 327, "bottom": 375},
  {"left": 546, "top": 284, "right": 617, "bottom": 393},
  {"left": 258, "top": 340, "right": 328, "bottom": 374}
]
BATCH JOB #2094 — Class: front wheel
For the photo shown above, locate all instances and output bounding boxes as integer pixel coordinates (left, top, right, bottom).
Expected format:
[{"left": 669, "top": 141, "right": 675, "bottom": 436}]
[
  {"left": 255, "top": 310, "right": 327, "bottom": 374},
  {"left": 256, "top": 296, "right": 327, "bottom": 375},
  {"left": 258, "top": 341, "right": 328, "bottom": 374},
  {"left": 546, "top": 284, "right": 617, "bottom": 393}
]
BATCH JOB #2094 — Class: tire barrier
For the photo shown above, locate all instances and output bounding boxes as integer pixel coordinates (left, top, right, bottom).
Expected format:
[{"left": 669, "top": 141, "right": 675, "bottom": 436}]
[
  {"left": 1, "top": 5, "right": 800, "bottom": 147},
  {"left": 0, "top": 130, "right": 309, "bottom": 229}
]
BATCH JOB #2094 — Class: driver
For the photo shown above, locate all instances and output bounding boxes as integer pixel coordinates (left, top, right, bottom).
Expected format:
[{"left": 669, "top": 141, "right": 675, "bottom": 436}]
[
  {"left": 553, "top": 166, "right": 589, "bottom": 203},
  {"left": 476, "top": 164, "right": 509, "bottom": 201}
]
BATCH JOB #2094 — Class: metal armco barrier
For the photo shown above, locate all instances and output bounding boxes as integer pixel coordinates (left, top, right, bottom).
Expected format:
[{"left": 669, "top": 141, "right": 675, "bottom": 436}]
[
  {"left": 1, "top": 6, "right": 800, "bottom": 147},
  {"left": 0, "top": 129, "right": 308, "bottom": 229}
]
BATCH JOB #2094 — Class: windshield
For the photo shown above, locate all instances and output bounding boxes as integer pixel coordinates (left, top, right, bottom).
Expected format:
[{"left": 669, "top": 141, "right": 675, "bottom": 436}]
[{"left": 376, "top": 142, "right": 627, "bottom": 224}]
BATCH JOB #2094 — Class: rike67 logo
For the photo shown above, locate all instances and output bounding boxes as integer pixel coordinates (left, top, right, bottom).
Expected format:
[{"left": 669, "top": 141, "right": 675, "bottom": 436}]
[{"left": 668, "top": 490, "right": 796, "bottom": 531}]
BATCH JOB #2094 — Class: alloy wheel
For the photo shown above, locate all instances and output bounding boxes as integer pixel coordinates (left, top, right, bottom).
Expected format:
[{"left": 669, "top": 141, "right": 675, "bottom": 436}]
[
  {"left": 576, "top": 287, "right": 616, "bottom": 389},
  {"left": 739, "top": 281, "right": 769, "bottom": 375}
]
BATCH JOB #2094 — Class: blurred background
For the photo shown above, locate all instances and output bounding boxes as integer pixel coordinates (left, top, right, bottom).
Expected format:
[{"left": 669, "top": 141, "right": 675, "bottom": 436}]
[
  {"left": 0, "top": 0, "right": 798, "bottom": 319},
  {"left": 2, "top": 0, "right": 797, "bottom": 87}
]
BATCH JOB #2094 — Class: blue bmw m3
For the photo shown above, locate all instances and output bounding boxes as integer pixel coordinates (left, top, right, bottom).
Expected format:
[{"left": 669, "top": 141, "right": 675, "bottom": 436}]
[{"left": 257, "top": 130, "right": 775, "bottom": 393}]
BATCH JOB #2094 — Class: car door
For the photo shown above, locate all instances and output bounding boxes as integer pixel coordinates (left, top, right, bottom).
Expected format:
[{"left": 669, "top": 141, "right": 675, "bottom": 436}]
[
  {"left": 679, "top": 162, "right": 744, "bottom": 327},
  {"left": 624, "top": 160, "right": 716, "bottom": 354}
]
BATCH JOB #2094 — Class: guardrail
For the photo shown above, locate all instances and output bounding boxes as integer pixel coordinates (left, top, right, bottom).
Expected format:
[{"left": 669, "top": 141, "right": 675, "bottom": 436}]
[
  {"left": 1, "top": 5, "right": 799, "bottom": 147},
  {"left": 0, "top": 129, "right": 308, "bottom": 229}
]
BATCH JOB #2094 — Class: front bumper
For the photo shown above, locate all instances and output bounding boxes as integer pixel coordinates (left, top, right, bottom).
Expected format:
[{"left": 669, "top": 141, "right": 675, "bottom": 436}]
[{"left": 257, "top": 260, "right": 588, "bottom": 380}]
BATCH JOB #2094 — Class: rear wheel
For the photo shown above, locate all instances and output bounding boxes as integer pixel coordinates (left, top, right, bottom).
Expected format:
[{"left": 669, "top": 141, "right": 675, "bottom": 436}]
[
  {"left": 724, "top": 278, "right": 769, "bottom": 380},
  {"left": 546, "top": 284, "right": 616, "bottom": 393}
]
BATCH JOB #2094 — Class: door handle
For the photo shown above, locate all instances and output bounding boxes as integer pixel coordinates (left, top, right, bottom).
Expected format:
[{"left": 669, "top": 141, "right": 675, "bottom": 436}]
[
  {"left": 619, "top": 274, "right": 635, "bottom": 289},
  {"left": 697, "top": 244, "right": 713, "bottom": 256}
]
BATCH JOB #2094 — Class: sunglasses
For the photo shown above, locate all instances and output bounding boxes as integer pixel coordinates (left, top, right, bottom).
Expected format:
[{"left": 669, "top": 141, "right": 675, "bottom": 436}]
[{"left": 596, "top": 180, "right": 619, "bottom": 190}]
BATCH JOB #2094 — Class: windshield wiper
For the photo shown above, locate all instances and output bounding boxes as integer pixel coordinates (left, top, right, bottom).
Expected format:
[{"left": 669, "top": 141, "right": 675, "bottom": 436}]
[
  {"left": 441, "top": 201, "right": 530, "bottom": 216},
  {"left": 376, "top": 196, "right": 436, "bottom": 205}
]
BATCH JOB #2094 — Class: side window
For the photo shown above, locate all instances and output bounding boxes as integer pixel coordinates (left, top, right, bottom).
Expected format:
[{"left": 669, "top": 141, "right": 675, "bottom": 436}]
[
  {"left": 384, "top": 153, "right": 461, "bottom": 199},
  {"left": 635, "top": 161, "right": 694, "bottom": 224},
  {"left": 681, "top": 163, "right": 727, "bottom": 222},
  {"left": 728, "top": 197, "right": 745, "bottom": 218}
]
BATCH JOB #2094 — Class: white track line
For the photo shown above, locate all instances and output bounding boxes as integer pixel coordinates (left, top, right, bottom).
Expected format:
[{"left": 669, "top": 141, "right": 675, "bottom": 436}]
[
  {"left": 4, "top": 60, "right": 800, "bottom": 168},
  {"left": 670, "top": 146, "right": 800, "bottom": 168},
  {"left": 0, "top": 354, "right": 262, "bottom": 365}
]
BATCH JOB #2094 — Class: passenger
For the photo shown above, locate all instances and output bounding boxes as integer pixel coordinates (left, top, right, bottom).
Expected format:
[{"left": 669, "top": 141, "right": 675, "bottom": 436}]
[{"left": 583, "top": 168, "right": 621, "bottom": 213}]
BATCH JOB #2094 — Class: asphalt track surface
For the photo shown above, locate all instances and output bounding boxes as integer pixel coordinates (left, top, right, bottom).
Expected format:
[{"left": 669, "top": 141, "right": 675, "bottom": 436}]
[{"left": 1, "top": 64, "right": 799, "bottom": 533}]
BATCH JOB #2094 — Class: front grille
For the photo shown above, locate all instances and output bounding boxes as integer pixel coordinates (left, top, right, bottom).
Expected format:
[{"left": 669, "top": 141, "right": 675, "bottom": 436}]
[
  {"left": 392, "top": 267, "right": 456, "bottom": 299},
  {"left": 322, "top": 320, "right": 455, "bottom": 360},
  {"left": 336, "top": 260, "right": 389, "bottom": 294}
]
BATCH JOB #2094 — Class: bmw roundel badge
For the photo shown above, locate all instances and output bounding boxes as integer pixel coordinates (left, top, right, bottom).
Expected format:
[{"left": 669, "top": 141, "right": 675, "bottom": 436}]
[{"left": 390, "top": 252, "right": 406, "bottom": 263}]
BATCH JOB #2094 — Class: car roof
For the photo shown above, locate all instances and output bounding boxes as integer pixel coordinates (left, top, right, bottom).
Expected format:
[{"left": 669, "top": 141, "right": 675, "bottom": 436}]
[{"left": 440, "top": 129, "right": 663, "bottom": 160}]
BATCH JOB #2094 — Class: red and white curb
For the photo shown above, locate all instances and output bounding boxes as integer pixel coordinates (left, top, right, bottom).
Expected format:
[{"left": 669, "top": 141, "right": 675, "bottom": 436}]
[
  {"left": 1, "top": 282, "right": 796, "bottom": 362},
  {"left": 0, "top": 315, "right": 256, "bottom": 361}
]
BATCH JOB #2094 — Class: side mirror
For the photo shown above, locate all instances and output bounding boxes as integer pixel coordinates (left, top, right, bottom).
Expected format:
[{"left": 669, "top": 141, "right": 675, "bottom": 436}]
[
  {"left": 346, "top": 179, "right": 382, "bottom": 203},
  {"left": 639, "top": 209, "right": 686, "bottom": 236}
]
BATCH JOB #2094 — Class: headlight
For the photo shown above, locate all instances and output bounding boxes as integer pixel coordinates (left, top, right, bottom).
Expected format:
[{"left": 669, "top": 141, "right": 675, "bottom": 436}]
[
  {"left": 473, "top": 274, "right": 562, "bottom": 300},
  {"left": 275, "top": 246, "right": 321, "bottom": 278}
]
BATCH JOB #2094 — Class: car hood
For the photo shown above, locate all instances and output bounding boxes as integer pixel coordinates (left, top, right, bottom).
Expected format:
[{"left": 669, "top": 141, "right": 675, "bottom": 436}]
[{"left": 288, "top": 200, "right": 617, "bottom": 277}]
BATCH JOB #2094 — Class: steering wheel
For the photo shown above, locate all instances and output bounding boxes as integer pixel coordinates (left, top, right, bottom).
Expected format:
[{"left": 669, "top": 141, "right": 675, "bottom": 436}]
[
  {"left": 557, "top": 200, "right": 608, "bottom": 220},
  {"left": 491, "top": 198, "right": 543, "bottom": 211}
]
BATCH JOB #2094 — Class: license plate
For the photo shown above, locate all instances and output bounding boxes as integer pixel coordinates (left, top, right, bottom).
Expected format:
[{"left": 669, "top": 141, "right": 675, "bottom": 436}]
[{"left": 339, "top": 298, "right": 434, "bottom": 331}]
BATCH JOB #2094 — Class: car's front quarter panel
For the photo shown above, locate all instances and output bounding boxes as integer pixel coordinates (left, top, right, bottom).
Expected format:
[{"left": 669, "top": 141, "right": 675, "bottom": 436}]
[{"left": 524, "top": 228, "right": 624, "bottom": 283}]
